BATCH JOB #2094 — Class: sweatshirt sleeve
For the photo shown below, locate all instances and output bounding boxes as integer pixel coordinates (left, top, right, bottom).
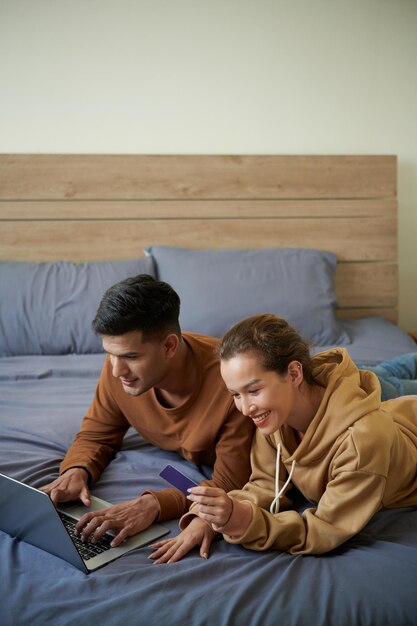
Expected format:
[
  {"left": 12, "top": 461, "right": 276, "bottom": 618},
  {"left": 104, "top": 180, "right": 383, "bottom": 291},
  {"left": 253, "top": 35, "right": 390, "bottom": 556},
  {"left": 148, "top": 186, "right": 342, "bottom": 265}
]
[
  {"left": 142, "top": 488, "right": 188, "bottom": 522},
  {"left": 179, "top": 405, "right": 254, "bottom": 529},
  {"left": 206, "top": 404, "right": 254, "bottom": 492},
  {"left": 59, "top": 359, "right": 130, "bottom": 482},
  {"left": 225, "top": 433, "right": 387, "bottom": 554}
]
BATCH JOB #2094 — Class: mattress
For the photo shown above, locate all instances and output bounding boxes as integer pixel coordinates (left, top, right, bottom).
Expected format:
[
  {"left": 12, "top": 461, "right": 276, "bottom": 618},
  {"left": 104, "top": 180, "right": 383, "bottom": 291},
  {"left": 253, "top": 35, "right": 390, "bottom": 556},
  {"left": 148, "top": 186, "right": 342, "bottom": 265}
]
[{"left": 1, "top": 317, "right": 417, "bottom": 626}]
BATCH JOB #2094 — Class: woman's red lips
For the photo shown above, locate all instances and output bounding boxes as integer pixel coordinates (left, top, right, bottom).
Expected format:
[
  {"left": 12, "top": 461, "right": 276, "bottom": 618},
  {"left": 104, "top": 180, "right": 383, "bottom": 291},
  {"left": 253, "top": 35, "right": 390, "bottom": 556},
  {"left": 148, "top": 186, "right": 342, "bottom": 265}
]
[{"left": 251, "top": 410, "right": 271, "bottom": 427}]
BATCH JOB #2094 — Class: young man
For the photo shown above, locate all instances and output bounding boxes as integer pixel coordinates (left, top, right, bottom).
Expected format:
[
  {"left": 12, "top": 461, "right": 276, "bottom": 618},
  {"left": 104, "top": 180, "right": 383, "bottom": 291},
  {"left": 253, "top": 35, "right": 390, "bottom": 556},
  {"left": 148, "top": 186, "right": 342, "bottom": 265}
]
[{"left": 41, "top": 274, "right": 254, "bottom": 563}]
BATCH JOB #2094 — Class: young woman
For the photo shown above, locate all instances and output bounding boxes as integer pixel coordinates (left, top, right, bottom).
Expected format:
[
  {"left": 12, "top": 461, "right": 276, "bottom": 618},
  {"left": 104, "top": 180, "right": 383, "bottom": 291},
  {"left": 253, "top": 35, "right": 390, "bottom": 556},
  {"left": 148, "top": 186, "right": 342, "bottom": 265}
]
[{"left": 187, "top": 314, "right": 417, "bottom": 555}]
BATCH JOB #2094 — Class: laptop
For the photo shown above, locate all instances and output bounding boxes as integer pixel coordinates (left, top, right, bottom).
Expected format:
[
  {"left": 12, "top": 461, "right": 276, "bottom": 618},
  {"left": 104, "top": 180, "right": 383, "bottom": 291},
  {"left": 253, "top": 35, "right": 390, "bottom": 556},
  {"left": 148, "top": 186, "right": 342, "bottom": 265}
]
[{"left": 0, "top": 473, "right": 169, "bottom": 573}]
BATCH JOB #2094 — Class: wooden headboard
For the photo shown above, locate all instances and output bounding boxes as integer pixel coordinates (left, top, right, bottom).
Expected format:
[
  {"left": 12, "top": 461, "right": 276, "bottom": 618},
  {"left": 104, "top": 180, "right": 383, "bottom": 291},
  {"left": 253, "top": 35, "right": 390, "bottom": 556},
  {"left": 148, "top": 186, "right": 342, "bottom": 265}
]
[{"left": 0, "top": 154, "right": 397, "bottom": 322}]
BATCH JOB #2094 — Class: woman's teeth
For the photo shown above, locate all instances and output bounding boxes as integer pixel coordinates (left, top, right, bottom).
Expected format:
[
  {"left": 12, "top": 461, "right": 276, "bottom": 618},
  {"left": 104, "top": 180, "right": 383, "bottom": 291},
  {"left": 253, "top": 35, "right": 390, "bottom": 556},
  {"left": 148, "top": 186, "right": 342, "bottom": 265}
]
[{"left": 252, "top": 411, "right": 270, "bottom": 424}]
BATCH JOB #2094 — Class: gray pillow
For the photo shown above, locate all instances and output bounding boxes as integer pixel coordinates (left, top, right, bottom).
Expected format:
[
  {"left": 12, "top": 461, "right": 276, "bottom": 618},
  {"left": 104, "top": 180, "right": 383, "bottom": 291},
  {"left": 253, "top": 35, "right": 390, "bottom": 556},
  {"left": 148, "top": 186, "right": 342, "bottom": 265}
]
[
  {"left": 146, "top": 246, "right": 350, "bottom": 346},
  {"left": 0, "top": 257, "right": 156, "bottom": 356}
]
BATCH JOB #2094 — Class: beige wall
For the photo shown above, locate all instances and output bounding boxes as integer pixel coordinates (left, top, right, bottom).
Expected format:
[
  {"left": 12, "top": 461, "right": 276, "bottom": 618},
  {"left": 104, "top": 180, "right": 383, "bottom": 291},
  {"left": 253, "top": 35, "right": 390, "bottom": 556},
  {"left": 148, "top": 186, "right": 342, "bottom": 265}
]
[{"left": 1, "top": 0, "right": 416, "bottom": 330}]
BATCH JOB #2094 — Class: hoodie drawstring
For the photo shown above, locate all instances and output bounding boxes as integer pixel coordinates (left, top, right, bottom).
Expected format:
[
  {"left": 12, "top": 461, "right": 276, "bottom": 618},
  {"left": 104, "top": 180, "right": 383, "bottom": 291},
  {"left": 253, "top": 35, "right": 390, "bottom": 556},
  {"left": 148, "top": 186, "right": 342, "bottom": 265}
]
[{"left": 270, "top": 443, "right": 296, "bottom": 515}]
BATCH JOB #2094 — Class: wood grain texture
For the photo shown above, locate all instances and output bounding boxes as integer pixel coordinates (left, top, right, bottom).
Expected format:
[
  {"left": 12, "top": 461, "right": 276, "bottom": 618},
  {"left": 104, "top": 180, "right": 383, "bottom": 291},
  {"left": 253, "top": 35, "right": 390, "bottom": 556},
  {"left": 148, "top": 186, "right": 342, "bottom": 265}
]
[
  {"left": 0, "top": 198, "right": 396, "bottom": 220},
  {"left": 0, "top": 217, "right": 396, "bottom": 262},
  {"left": 0, "top": 154, "right": 398, "bottom": 321},
  {"left": 0, "top": 155, "right": 396, "bottom": 200}
]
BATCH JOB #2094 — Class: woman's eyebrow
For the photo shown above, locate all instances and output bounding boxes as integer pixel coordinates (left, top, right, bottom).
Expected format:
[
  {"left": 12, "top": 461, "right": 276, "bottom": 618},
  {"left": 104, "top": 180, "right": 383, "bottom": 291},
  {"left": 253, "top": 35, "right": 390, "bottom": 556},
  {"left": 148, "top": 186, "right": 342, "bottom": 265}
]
[
  {"left": 228, "top": 378, "right": 262, "bottom": 393},
  {"left": 245, "top": 378, "right": 262, "bottom": 388},
  {"left": 106, "top": 350, "right": 141, "bottom": 357}
]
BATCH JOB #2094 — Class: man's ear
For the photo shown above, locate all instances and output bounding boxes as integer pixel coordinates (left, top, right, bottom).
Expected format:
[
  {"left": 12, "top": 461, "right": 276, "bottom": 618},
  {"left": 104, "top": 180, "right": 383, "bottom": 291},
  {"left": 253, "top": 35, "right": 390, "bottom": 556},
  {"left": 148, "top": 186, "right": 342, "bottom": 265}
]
[
  {"left": 288, "top": 360, "right": 303, "bottom": 386},
  {"left": 163, "top": 333, "right": 180, "bottom": 359}
]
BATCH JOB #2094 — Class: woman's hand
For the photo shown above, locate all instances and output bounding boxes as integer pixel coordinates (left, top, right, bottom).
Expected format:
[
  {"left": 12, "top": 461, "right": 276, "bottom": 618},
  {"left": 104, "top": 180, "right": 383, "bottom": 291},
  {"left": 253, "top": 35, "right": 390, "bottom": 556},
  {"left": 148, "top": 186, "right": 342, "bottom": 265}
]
[
  {"left": 187, "top": 486, "right": 234, "bottom": 531},
  {"left": 149, "top": 517, "right": 215, "bottom": 563},
  {"left": 188, "top": 486, "right": 253, "bottom": 536}
]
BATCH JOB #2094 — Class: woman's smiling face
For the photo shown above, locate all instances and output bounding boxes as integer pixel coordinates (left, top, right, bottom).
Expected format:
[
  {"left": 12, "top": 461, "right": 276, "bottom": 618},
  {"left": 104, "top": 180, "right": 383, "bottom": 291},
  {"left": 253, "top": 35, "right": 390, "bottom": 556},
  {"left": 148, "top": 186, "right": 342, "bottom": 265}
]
[{"left": 220, "top": 351, "right": 300, "bottom": 435}]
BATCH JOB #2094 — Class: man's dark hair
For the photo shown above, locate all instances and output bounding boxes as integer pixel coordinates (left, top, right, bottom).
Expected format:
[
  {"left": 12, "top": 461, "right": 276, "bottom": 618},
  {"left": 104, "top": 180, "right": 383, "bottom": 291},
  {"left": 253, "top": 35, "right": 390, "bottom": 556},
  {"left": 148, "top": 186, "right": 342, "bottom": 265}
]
[{"left": 92, "top": 274, "right": 181, "bottom": 341}]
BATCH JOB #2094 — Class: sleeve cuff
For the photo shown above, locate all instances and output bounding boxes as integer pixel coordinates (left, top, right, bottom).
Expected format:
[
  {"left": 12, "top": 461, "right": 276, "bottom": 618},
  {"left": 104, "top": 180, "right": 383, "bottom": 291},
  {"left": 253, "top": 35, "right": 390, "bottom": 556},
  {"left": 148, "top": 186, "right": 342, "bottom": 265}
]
[
  {"left": 142, "top": 488, "right": 187, "bottom": 522},
  {"left": 178, "top": 510, "right": 195, "bottom": 530},
  {"left": 224, "top": 501, "right": 259, "bottom": 544},
  {"left": 59, "top": 465, "right": 94, "bottom": 486}
]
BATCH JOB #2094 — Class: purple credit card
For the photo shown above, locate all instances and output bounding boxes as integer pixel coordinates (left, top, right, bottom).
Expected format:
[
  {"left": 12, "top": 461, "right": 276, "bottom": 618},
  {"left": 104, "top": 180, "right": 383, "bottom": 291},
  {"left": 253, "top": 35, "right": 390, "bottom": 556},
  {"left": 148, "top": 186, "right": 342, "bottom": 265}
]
[{"left": 159, "top": 465, "right": 198, "bottom": 494}]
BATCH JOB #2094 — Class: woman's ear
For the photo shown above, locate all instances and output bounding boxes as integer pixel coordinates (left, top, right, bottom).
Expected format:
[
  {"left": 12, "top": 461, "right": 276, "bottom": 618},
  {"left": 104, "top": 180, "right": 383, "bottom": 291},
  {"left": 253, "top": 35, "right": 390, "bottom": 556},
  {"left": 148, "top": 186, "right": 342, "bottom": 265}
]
[{"left": 287, "top": 360, "right": 303, "bottom": 386}]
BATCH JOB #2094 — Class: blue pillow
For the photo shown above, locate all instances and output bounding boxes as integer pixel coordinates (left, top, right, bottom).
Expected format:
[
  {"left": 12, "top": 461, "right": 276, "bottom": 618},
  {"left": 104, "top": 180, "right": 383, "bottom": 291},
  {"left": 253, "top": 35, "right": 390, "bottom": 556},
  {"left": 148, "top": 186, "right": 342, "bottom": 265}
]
[
  {"left": 0, "top": 257, "right": 156, "bottom": 356},
  {"left": 146, "top": 246, "right": 350, "bottom": 346}
]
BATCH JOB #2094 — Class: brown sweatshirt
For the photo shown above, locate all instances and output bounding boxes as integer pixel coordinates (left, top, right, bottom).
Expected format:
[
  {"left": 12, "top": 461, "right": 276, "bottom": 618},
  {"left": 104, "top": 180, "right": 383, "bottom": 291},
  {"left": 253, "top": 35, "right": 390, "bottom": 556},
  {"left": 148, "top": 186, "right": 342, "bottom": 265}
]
[
  {"left": 225, "top": 348, "right": 417, "bottom": 554},
  {"left": 60, "top": 333, "right": 254, "bottom": 520}
]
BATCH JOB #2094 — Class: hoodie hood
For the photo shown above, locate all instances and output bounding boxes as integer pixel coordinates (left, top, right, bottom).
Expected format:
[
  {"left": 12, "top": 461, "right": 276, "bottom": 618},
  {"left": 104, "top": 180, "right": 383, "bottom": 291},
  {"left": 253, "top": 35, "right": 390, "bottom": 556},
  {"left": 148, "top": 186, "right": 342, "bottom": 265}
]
[{"left": 279, "top": 348, "right": 382, "bottom": 465}]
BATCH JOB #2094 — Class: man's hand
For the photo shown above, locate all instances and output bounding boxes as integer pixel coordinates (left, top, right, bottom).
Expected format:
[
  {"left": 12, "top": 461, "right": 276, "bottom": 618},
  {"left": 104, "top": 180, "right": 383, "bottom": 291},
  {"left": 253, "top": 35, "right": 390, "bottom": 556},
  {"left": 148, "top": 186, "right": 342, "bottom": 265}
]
[
  {"left": 41, "top": 468, "right": 91, "bottom": 507},
  {"left": 75, "top": 494, "right": 160, "bottom": 547},
  {"left": 148, "top": 517, "right": 215, "bottom": 564}
]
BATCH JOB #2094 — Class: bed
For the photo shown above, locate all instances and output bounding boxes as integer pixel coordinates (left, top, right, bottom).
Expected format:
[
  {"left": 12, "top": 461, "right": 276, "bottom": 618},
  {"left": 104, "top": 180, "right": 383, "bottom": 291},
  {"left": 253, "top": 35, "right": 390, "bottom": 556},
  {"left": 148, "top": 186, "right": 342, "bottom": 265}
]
[{"left": 1, "top": 154, "right": 416, "bottom": 626}]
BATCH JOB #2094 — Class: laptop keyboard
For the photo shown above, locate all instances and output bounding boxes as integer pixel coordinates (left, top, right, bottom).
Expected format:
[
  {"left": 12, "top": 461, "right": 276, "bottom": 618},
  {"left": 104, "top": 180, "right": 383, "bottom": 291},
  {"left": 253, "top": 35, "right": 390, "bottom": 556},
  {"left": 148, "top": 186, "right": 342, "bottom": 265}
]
[{"left": 59, "top": 512, "right": 113, "bottom": 561}]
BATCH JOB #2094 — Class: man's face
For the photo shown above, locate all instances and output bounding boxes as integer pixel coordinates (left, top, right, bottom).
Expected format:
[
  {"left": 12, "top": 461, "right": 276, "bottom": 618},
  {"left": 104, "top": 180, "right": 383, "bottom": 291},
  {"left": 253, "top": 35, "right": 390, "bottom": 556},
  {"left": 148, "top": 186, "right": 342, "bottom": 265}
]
[{"left": 102, "top": 330, "right": 171, "bottom": 397}]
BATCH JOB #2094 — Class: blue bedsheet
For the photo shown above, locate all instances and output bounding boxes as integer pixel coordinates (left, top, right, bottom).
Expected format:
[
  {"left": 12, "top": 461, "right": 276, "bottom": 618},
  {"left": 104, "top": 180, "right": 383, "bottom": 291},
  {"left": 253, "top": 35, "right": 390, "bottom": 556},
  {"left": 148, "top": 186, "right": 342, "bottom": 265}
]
[{"left": 1, "top": 331, "right": 417, "bottom": 626}]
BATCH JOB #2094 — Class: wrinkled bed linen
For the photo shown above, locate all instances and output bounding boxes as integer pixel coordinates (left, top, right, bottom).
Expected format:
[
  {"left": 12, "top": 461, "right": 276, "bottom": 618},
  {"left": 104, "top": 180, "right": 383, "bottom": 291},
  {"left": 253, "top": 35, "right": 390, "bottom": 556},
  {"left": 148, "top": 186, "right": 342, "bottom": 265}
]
[{"left": 1, "top": 318, "right": 417, "bottom": 626}]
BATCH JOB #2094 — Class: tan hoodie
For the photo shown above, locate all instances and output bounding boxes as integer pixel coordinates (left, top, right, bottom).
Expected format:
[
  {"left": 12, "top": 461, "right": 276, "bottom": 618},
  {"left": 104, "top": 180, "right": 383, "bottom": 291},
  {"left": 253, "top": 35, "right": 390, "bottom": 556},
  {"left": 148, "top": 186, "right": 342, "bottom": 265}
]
[{"left": 225, "top": 348, "right": 417, "bottom": 554}]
